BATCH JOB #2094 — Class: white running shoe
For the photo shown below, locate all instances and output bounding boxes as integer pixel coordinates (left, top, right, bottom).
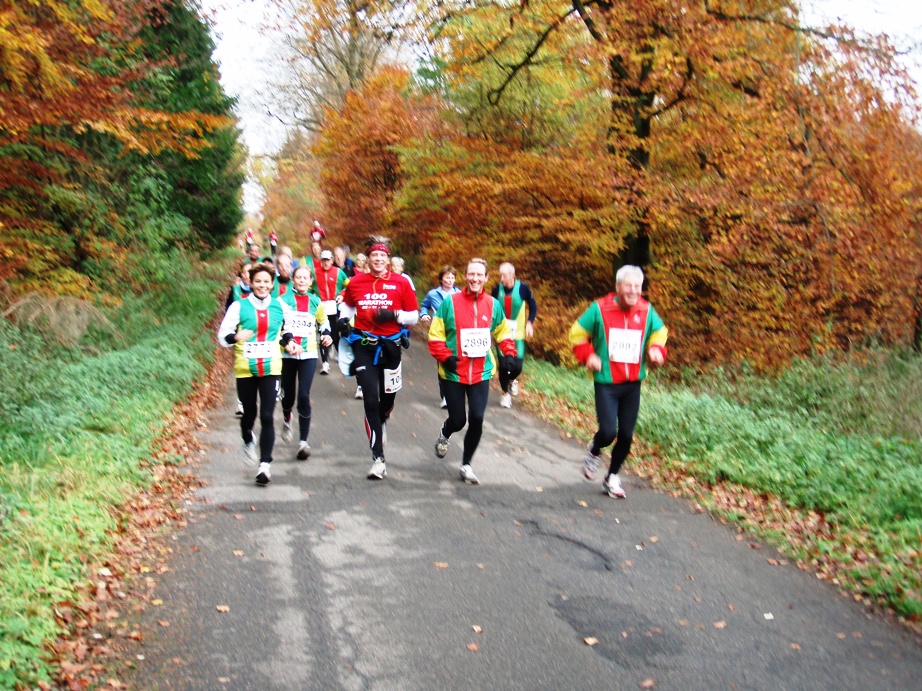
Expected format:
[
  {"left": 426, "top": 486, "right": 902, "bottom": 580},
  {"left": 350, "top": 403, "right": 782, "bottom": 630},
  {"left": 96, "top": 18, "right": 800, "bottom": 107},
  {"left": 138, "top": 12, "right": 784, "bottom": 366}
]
[
  {"left": 297, "top": 441, "right": 311, "bottom": 460},
  {"left": 459, "top": 464, "right": 480, "bottom": 485},
  {"left": 500, "top": 393, "right": 512, "bottom": 408},
  {"left": 582, "top": 446, "right": 600, "bottom": 480},
  {"left": 435, "top": 431, "right": 450, "bottom": 458},
  {"left": 281, "top": 418, "right": 292, "bottom": 442},
  {"left": 440, "top": 397, "right": 447, "bottom": 409},
  {"left": 354, "top": 386, "right": 363, "bottom": 399},
  {"left": 321, "top": 361, "right": 331, "bottom": 375},
  {"left": 368, "top": 457, "right": 387, "bottom": 480},
  {"left": 235, "top": 399, "right": 244, "bottom": 416},
  {"left": 604, "top": 473, "right": 626, "bottom": 498},
  {"left": 510, "top": 379, "right": 519, "bottom": 396},
  {"left": 242, "top": 438, "right": 258, "bottom": 467},
  {"left": 255, "top": 462, "right": 271, "bottom": 485}
]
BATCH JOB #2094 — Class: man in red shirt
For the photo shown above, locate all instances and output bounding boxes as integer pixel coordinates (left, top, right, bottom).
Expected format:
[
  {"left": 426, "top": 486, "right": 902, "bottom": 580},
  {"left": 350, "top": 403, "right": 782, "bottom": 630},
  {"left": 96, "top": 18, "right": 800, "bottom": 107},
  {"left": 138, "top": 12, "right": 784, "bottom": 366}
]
[{"left": 338, "top": 238, "right": 419, "bottom": 479}]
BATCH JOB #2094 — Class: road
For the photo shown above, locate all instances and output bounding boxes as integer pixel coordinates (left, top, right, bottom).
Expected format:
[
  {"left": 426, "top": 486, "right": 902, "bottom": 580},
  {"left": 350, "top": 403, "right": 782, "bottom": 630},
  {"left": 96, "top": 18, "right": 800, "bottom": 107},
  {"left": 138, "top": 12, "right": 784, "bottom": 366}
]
[{"left": 125, "top": 338, "right": 922, "bottom": 690}]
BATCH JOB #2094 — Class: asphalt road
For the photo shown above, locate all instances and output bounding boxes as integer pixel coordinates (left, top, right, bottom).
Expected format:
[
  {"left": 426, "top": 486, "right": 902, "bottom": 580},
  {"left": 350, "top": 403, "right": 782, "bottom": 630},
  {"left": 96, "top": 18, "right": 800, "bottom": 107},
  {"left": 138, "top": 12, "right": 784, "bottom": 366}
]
[{"left": 125, "top": 339, "right": 922, "bottom": 690}]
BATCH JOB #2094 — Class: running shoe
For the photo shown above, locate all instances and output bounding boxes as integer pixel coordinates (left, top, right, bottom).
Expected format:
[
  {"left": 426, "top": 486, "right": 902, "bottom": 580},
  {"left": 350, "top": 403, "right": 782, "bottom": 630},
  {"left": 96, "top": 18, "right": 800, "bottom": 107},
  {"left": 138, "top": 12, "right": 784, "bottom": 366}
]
[
  {"left": 281, "top": 417, "right": 292, "bottom": 442},
  {"left": 255, "top": 462, "right": 271, "bottom": 485},
  {"left": 510, "top": 379, "right": 519, "bottom": 396},
  {"left": 321, "top": 361, "right": 331, "bottom": 375},
  {"left": 235, "top": 399, "right": 244, "bottom": 416},
  {"left": 242, "top": 438, "right": 258, "bottom": 467},
  {"left": 459, "top": 464, "right": 480, "bottom": 485},
  {"left": 440, "top": 397, "right": 447, "bottom": 409},
  {"left": 368, "top": 457, "right": 387, "bottom": 480},
  {"left": 297, "top": 441, "right": 311, "bottom": 460},
  {"left": 604, "top": 473, "right": 626, "bottom": 499},
  {"left": 500, "top": 392, "right": 512, "bottom": 408},
  {"left": 354, "top": 386, "right": 363, "bottom": 399},
  {"left": 434, "top": 431, "right": 450, "bottom": 458},
  {"left": 582, "top": 446, "right": 601, "bottom": 480}
]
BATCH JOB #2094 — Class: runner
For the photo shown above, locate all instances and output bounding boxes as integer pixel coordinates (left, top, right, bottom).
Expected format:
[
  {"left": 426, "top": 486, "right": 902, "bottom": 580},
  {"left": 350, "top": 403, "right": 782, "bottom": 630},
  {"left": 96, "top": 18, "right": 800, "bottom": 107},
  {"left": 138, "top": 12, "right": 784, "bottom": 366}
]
[
  {"left": 314, "top": 248, "right": 348, "bottom": 375},
  {"left": 334, "top": 245, "right": 355, "bottom": 277},
  {"left": 349, "top": 252, "right": 370, "bottom": 399},
  {"left": 279, "top": 265, "right": 333, "bottom": 460},
  {"left": 390, "top": 256, "right": 415, "bottom": 292},
  {"left": 244, "top": 226, "right": 255, "bottom": 250},
  {"left": 225, "top": 261, "right": 253, "bottom": 417},
  {"left": 310, "top": 220, "right": 326, "bottom": 242},
  {"left": 569, "top": 264, "right": 668, "bottom": 499},
  {"left": 491, "top": 262, "right": 537, "bottom": 409},
  {"left": 429, "top": 258, "right": 517, "bottom": 485},
  {"left": 268, "top": 230, "right": 279, "bottom": 257},
  {"left": 217, "top": 263, "right": 302, "bottom": 485},
  {"left": 271, "top": 253, "right": 293, "bottom": 298},
  {"left": 419, "top": 265, "right": 461, "bottom": 408},
  {"left": 338, "top": 237, "right": 418, "bottom": 479}
]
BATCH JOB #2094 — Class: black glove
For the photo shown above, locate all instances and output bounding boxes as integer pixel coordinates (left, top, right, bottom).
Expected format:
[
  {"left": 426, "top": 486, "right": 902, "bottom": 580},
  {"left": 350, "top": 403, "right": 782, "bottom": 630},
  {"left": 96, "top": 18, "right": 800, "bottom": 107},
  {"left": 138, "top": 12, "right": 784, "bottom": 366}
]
[
  {"left": 502, "top": 355, "right": 516, "bottom": 375},
  {"left": 373, "top": 309, "right": 397, "bottom": 324},
  {"left": 338, "top": 318, "right": 352, "bottom": 337},
  {"left": 508, "top": 356, "right": 524, "bottom": 380},
  {"left": 442, "top": 355, "right": 459, "bottom": 374}
]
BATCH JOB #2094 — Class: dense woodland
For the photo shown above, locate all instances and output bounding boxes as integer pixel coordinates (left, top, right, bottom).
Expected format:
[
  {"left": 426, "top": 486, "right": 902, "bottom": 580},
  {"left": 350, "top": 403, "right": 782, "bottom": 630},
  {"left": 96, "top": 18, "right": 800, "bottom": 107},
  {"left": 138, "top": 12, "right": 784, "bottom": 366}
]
[
  {"left": 260, "top": 0, "right": 922, "bottom": 370},
  {"left": 0, "top": 0, "right": 244, "bottom": 298}
]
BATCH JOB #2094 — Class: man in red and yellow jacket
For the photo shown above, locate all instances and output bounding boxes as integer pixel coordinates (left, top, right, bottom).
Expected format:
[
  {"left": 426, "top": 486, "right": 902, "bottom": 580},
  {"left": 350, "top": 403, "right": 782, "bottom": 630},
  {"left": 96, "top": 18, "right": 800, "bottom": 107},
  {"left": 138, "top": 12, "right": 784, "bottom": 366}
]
[
  {"left": 569, "top": 265, "right": 668, "bottom": 499},
  {"left": 428, "top": 258, "right": 517, "bottom": 485}
]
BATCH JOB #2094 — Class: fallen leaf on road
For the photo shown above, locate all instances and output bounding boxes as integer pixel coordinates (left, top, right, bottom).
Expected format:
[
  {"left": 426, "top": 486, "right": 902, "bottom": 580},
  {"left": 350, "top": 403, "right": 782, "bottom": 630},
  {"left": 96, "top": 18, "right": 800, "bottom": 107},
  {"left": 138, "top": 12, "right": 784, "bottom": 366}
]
[
  {"left": 216, "top": 605, "right": 230, "bottom": 613},
  {"left": 764, "top": 613, "right": 774, "bottom": 620},
  {"left": 472, "top": 625, "right": 483, "bottom": 633},
  {"left": 635, "top": 545, "right": 643, "bottom": 551},
  {"left": 767, "top": 558, "right": 779, "bottom": 565},
  {"left": 218, "top": 677, "right": 230, "bottom": 683},
  {"left": 577, "top": 501, "right": 588, "bottom": 507},
  {"left": 233, "top": 514, "right": 244, "bottom": 520},
  {"left": 835, "top": 633, "right": 846, "bottom": 639},
  {"left": 467, "top": 643, "right": 479, "bottom": 652},
  {"left": 583, "top": 637, "right": 598, "bottom": 646},
  {"left": 433, "top": 562, "right": 449, "bottom": 569},
  {"left": 728, "top": 604, "right": 736, "bottom": 611},
  {"left": 232, "top": 550, "right": 244, "bottom": 557},
  {"left": 649, "top": 536, "right": 659, "bottom": 543},
  {"left": 127, "top": 631, "right": 142, "bottom": 640},
  {"left": 151, "top": 599, "right": 163, "bottom": 606},
  {"left": 623, "top": 560, "right": 633, "bottom": 567},
  {"left": 477, "top": 563, "right": 484, "bottom": 569},
  {"left": 790, "top": 643, "right": 801, "bottom": 650},
  {"left": 536, "top": 487, "right": 543, "bottom": 492},
  {"left": 513, "top": 520, "right": 522, "bottom": 526},
  {"left": 713, "top": 621, "right": 727, "bottom": 629},
  {"left": 640, "top": 678, "right": 657, "bottom": 689},
  {"left": 325, "top": 524, "right": 335, "bottom": 530},
  {"left": 678, "top": 620, "right": 688, "bottom": 626},
  {"left": 158, "top": 620, "right": 170, "bottom": 627}
]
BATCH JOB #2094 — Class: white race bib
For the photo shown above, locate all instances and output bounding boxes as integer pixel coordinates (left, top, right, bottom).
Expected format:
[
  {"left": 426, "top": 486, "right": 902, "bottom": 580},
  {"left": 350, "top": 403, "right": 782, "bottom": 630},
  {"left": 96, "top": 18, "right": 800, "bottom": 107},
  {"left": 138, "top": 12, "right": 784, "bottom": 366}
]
[
  {"left": 505, "top": 318, "right": 517, "bottom": 337},
  {"left": 321, "top": 300, "right": 337, "bottom": 319},
  {"left": 243, "top": 339, "right": 277, "bottom": 360},
  {"left": 460, "top": 327, "right": 491, "bottom": 358},
  {"left": 289, "top": 313, "right": 316, "bottom": 338},
  {"left": 608, "top": 328, "right": 642, "bottom": 364},
  {"left": 384, "top": 363, "right": 402, "bottom": 393}
]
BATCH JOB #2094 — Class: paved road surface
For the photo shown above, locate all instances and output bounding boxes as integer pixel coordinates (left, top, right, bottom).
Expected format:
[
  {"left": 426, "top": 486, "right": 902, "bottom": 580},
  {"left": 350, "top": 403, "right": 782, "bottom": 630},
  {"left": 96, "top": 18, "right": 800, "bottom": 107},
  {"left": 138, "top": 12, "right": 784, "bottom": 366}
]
[{"left": 125, "top": 340, "right": 922, "bottom": 690}]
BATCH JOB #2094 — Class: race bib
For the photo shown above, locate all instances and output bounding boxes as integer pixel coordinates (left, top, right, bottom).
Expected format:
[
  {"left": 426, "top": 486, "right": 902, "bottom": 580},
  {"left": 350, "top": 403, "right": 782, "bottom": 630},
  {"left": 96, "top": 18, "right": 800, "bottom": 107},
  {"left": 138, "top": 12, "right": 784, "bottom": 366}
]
[
  {"left": 460, "top": 328, "right": 491, "bottom": 358},
  {"left": 505, "top": 319, "right": 518, "bottom": 337},
  {"left": 289, "top": 313, "right": 316, "bottom": 338},
  {"left": 321, "top": 300, "right": 337, "bottom": 319},
  {"left": 384, "top": 363, "right": 402, "bottom": 394},
  {"left": 243, "top": 339, "right": 277, "bottom": 360},
  {"left": 608, "top": 328, "right": 642, "bottom": 364}
]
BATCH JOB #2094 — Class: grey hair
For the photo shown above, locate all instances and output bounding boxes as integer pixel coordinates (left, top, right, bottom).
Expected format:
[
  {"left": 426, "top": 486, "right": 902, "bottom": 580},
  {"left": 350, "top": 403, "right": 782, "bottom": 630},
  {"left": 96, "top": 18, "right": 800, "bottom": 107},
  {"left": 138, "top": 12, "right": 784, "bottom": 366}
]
[{"left": 615, "top": 265, "right": 644, "bottom": 285}]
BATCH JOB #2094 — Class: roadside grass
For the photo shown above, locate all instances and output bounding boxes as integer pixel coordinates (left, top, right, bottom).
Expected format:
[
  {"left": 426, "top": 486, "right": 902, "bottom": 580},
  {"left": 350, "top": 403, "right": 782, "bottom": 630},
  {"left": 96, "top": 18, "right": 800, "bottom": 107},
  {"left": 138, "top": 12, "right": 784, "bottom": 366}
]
[
  {"left": 520, "top": 354, "right": 922, "bottom": 621},
  {"left": 0, "top": 254, "right": 230, "bottom": 688}
]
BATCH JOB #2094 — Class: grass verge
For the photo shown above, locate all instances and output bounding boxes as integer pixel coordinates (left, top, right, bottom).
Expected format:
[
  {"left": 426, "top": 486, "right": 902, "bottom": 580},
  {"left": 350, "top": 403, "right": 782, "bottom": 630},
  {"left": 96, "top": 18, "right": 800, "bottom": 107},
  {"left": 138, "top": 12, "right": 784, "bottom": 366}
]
[
  {"left": 519, "top": 354, "right": 922, "bottom": 623},
  {"left": 0, "top": 252, "right": 231, "bottom": 688}
]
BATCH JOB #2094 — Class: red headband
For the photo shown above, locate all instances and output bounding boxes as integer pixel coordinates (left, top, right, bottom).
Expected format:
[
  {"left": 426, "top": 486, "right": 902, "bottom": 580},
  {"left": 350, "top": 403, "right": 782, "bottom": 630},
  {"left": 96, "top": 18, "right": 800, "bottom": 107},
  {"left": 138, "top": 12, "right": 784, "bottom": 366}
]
[{"left": 369, "top": 243, "right": 390, "bottom": 255}]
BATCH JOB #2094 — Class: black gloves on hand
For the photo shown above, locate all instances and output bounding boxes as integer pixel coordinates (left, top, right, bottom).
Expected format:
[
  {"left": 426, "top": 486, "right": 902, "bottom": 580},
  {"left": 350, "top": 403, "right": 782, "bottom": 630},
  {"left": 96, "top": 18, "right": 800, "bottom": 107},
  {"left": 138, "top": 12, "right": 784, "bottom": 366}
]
[
  {"left": 442, "top": 355, "right": 459, "bottom": 374},
  {"left": 338, "top": 318, "right": 352, "bottom": 337},
  {"left": 508, "top": 356, "right": 524, "bottom": 380},
  {"left": 502, "top": 355, "right": 516, "bottom": 375},
  {"left": 373, "top": 309, "right": 397, "bottom": 324}
]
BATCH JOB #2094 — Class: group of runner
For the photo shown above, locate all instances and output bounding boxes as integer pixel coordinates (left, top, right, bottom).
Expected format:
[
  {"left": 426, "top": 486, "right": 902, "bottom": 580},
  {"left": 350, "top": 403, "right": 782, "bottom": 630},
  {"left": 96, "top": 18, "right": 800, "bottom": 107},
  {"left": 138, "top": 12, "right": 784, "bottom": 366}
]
[{"left": 219, "top": 231, "right": 668, "bottom": 498}]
